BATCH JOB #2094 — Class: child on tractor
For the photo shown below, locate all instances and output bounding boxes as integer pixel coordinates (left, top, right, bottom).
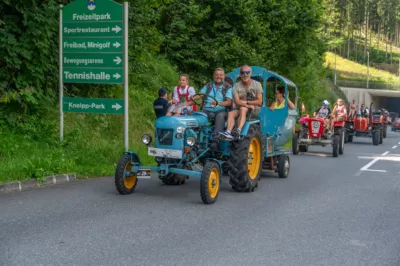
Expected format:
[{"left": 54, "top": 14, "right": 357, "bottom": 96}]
[
  {"left": 166, "top": 74, "right": 197, "bottom": 116},
  {"left": 313, "top": 100, "right": 331, "bottom": 131}
]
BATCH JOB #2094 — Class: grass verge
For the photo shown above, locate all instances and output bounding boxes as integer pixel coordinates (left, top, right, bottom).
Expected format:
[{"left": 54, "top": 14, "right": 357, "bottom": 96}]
[{"left": 324, "top": 52, "right": 400, "bottom": 83}]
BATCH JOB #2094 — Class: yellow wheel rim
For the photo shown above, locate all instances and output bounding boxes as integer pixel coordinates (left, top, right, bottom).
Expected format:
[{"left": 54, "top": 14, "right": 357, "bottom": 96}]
[
  {"left": 208, "top": 168, "right": 220, "bottom": 199},
  {"left": 123, "top": 162, "right": 137, "bottom": 189},
  {"left": 248, "top": 137, "right": 261, "bottom": 180}
]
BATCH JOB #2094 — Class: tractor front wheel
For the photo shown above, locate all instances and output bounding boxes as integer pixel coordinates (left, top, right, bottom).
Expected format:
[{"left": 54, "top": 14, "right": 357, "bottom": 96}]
[
  {"left": 115, "top": 154, "right": 138, "bottom": 195},
  {"left": 200, "top": 161, "right": 221, "bottom": 204},
  {"left": 277, "top": 154, "right": 290, "bottom": 178},
  {"left": 228, "top": 124, "right": 261, "bottom": 192}
]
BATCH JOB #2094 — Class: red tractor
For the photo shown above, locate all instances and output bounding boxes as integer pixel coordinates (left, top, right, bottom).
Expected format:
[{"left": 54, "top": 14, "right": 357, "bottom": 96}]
[
  {"left": 344, "top": 115, "right": 355, "bottom": 143},
  {"left": 293, "top": 114, "right": 345, "bottom": 158},
  {"left": 348, "top": 103, "right": 383, "bottom": 145}
]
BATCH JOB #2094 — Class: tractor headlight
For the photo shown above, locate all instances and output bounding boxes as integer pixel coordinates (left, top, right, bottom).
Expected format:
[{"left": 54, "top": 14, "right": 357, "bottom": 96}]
[
  {"left": 141, "top": 134, "right": 152, "bottom": 145},
  {"left": 186, "top": 137, "right": 196, "bottom": 146},
  {"left": 176, "top": 126, "right": 185, "bottom": 133}
]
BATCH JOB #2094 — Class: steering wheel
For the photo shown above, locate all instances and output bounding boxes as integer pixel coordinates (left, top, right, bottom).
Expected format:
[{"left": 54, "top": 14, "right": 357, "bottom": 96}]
[{"left": 191, "top": 93, "right": 219, "bottom": 110}]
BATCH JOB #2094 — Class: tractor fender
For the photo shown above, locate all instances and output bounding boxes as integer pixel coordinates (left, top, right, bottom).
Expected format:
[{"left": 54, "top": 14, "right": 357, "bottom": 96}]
[
  {"left": 205, "top": 158, "right": 223, "bottom": 175},
  {"left": 241, "top": 120, "right": 260, "bottom": 136},
  {"left": 124, "top": 151, "right": 141, "bottom": 165}
]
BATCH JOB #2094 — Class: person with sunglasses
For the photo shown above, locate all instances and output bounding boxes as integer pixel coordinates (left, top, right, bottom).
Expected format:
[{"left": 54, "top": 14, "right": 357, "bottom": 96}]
[{"left": 218, "top": 65, "right": 263, "bottom": 140}]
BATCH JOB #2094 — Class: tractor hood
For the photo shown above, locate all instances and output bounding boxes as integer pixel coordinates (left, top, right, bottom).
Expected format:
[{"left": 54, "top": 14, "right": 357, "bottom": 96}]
[{"left": 155, "top": 113, "right": 209, "bottom": 129}]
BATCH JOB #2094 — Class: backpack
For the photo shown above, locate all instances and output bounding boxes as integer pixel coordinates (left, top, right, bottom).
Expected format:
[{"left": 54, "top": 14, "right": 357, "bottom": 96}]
[{"left": 204, "top": 81, "right": 232, "bottom": 111}]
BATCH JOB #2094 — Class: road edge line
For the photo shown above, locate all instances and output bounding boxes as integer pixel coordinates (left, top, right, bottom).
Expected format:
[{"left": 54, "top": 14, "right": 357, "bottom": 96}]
[{"left": 0, "top": 174, "right": 77, "bottom": 195}]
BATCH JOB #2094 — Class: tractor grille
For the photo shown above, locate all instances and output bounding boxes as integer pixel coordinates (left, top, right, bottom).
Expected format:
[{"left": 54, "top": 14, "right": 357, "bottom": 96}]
[
  {"left": 311, "top": 121, "right": 320, "bottom": 133},
  {"left": 373, "top": 115, "right": 381, "bottom": 121},
  {"left": 157, "top": 128, "right": 173, "bottom": 145}
]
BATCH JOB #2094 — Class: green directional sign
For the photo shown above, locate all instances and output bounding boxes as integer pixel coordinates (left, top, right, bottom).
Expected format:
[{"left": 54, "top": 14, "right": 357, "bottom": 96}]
[
  {"left": 60, "top": 0, "right": 129, "bottom": 151},
  {"left": 61, "top": 0, "right": 124, "bottom": 84},
  {"left": 63, "top": 54, "right": 123, "bottom": 68},
  {"left": 63, "top": 22, "right": 123, "bottom": 37},
  {"left": 63, "top": 68, "right": 123, "bottom": 84},
  {"left": 63, "top": 37, "right": 123, "bottom": 53},
  {"left": 62, "top": 0, "right": 123, "bottom": 22},
  {"left": 63, "top": 97, "right": 124, "bottom": 115}
]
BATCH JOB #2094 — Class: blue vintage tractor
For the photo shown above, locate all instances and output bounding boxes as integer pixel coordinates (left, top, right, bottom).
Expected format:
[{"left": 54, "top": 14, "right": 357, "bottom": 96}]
[{"left": 114, "top": 66, "right": 299, "bottom": 204}]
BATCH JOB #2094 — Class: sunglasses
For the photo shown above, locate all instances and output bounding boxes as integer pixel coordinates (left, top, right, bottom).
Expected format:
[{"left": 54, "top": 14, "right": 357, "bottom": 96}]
[{"left": 240, "top": 71, "right": 251, "bottom": 75}]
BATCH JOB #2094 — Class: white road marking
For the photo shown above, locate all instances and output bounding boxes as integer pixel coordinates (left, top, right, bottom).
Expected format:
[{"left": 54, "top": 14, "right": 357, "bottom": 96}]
[
  {"left": 359, "top": 151, "right": 390, "bottom": 173},
  {"left": 392, "top": 146, "right": 397, "bottom": 149},
  {"left": 398, "top": 141, "right": 400, "bottom": 145},
  {"left": 358, "top": 156, "right": 400, "bottom": 162}
]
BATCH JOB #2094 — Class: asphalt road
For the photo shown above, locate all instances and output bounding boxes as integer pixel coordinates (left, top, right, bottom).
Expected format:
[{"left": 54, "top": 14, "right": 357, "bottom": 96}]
[{"left": 1, "top": 127, "right": 400, "bottom": 266}]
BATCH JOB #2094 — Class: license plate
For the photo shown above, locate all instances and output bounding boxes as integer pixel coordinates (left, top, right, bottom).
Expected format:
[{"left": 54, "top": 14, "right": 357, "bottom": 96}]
[
  {"left": 137, "top": 169, "right": 151, "bottom": 179},
  {"left": 148, "top": 147, "right": 183, "bottom": 159}
]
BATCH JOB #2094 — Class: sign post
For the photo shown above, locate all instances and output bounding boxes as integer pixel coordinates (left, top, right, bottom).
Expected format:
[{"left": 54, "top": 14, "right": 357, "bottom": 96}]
[{"left": 60, "top": 0, "right": 129, "bottom": 151}]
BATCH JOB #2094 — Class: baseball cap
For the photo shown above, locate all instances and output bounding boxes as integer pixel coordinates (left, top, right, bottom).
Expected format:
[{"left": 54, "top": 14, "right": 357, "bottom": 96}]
[
  {"left": 158, "top": 88, "right": 167, "bottom": 95},
  {"left": 322, "top": 100, "right": 330, "bottom": 106}
]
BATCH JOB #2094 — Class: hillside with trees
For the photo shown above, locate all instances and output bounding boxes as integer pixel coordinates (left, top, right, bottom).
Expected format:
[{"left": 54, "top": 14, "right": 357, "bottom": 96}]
[{"left": 1, "top": 0, "right": 399, "bottom": 182}]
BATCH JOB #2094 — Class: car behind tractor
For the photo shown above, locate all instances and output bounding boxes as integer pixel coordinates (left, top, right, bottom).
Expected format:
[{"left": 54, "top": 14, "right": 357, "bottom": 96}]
[
  {"left": 292, "top": 114, "right": 345, "bottom": 157},
  {"left": 114, "top": 66, "right": 299, "bottom": 204},
  {"left": 392, "top": 117, "right": 400, "bottom": 131}
]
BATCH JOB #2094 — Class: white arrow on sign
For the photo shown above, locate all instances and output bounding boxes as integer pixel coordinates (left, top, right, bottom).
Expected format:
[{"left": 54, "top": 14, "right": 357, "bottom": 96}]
[
  {"left": 113, "top": 56, "right": 122, "bottom": 65},
  {"left": 112, "top": 25, "right": 122, "bottom": 33},
  {"left": 112, "top": 103, "right": 122, "bottom": 111},
  {"left": 113, "top": 42, "right": 121, "bottom": 48},
  {"left": 113, "top": 73, "right": 121, "bottom": 79}
]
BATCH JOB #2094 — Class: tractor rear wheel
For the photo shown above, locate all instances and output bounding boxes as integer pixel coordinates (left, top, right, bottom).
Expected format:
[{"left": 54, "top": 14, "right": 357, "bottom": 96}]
[
  {"left": 228, "top": 124, "right": 262, "bottom": 192},
  {"left": 383, "top": 125, "right": 387, "bottom": 138},
  {"left": 339, "top": 129, "right": 344, "bottom": 155},
  {"left": 160, "top": 173, "right": 186, "bottom": 185},
  {"left": 379, "top": 128, "right": 383, "bottom": 144},
  {"left": 348, "top": 135, "right": 353, "bottom": 142},
  {"left": 115, "top": 153, "right": 138, "bottom": 195},
  {"left": 332, "top": 135, "right": 339, "bottom": 157},
  {"left": 372, "top": 130, "right": 379, "bottom": 145}
]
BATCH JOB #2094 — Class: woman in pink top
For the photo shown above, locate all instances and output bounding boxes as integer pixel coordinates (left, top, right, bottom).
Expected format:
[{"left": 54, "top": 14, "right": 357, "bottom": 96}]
[{"left": 329, "top": 98, "right": 347, "bottom": 133}]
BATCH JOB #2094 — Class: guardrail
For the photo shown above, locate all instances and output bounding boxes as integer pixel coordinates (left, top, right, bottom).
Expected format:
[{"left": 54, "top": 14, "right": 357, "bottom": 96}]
[{"left": 336, "top": 79, "right": 400, "bottom": 90}]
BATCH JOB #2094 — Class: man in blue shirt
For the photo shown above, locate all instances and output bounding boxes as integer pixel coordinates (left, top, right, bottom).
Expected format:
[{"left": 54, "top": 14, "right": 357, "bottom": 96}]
[
  {"left": 193, "top": 68, "right": 233, "bottom": 149},
  {"left": 153, "top": 88, "right": 169, "bottom": 118}
]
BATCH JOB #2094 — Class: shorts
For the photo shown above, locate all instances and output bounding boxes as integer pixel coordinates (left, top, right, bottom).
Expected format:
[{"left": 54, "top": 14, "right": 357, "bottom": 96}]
[
  {"left": 333, "top": 116, "right": 344, "bottom": 122},
  {"left": 231, "top": 106, "right": 260, "bottom": 119}
]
